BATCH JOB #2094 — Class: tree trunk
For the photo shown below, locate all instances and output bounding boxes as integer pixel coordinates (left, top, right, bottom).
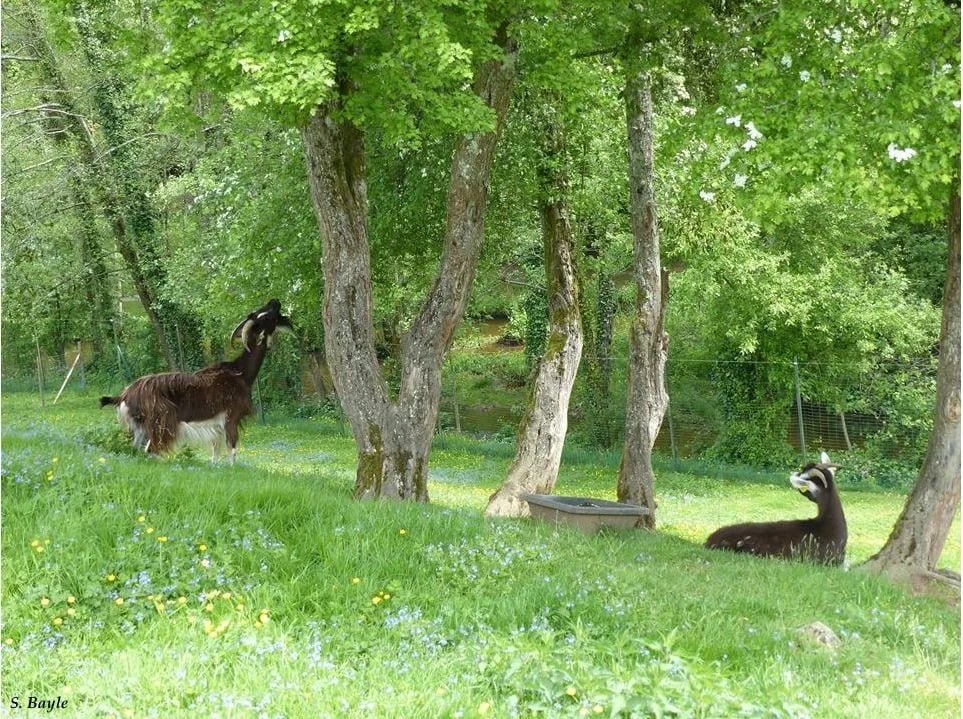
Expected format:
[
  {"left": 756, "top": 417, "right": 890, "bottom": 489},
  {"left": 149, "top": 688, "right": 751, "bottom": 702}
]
[
  {"left": 486, "top": 115, "right": 583, "bottom": 516},
  {"left": 616, "top": 71, "right": 668, "bottom": 529},
  {"left": 302, "top": 30, "right": 518, "bottom": 501},
  {"left": 864, "top": 191, "right": 961, "bottom": 590},
  {"left": 24, "top": 4, "right": 180, "bottom": 370}
]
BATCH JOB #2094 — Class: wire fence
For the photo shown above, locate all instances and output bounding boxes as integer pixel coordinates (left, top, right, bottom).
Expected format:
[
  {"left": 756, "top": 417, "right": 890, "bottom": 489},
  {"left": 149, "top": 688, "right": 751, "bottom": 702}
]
[{"left": 3, "top": 338, "right": 936, "bottom": 486}]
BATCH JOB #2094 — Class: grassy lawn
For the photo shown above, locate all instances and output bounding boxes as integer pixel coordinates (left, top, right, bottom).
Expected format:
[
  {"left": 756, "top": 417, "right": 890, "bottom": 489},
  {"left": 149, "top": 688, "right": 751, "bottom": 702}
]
[{"left": 1, "top": 391, "right": 959, "bottom": 718}]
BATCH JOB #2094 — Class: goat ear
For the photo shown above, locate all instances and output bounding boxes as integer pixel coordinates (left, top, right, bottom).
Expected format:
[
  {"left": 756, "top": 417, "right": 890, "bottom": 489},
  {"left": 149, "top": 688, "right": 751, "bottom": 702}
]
[{"left": 820, "top": 451, "right": 831, "bottom": 464}]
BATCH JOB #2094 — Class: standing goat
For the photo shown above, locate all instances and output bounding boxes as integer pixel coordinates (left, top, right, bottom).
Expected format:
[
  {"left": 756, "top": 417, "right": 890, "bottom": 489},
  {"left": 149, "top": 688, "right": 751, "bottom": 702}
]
[
  {"left": 100, "top": 299, "right": 292, "bottom": 463},
  {"left": 704, "top": 452, "right": 847, "bottom": 565}
]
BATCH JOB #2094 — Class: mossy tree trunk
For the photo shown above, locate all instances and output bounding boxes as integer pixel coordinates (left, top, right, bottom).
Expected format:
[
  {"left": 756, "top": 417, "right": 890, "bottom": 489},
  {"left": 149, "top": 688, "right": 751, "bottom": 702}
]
[
  {"left": 302, "top": 31, "right": 517, "bottom": 501},
  {"left": 864, "top": 191, "right": 961, "bottom": 592},
  {"left": 616, "top": 70, "right": 668, "bottom": 529},
  {"left": 486, "top": 113, "right": 583, "bottom": 517}
]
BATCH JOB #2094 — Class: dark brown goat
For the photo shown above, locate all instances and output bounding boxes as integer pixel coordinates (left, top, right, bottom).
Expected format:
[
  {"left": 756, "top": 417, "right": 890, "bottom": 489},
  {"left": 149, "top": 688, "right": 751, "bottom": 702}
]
[
  {"left": 100, "top": 299, "right": 292, "bottom": 463},
  {"left": 704, "top": 452, "right": 847, "bottom": 566}
]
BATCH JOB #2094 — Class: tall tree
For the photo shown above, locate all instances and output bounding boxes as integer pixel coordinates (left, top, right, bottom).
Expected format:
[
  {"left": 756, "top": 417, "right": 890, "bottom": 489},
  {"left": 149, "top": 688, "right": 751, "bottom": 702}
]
[
  {"left": 616, "top": 69, "right": 668, "bottom": 527},
  {"left": 486, "top": 101, "right": 583, "bottom": 517},
  {"left": 864, "top": 194, "right": 960, "bottom": 590},
  {"left": 152, "top": 2, "right": 522, "bottom": 499}
]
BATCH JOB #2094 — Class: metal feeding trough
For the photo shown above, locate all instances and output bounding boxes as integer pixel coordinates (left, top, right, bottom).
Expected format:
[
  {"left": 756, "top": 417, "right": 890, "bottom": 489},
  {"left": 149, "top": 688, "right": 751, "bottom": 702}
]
[{"left": 521, "top": 494, "right": 649, "bottom": 534}]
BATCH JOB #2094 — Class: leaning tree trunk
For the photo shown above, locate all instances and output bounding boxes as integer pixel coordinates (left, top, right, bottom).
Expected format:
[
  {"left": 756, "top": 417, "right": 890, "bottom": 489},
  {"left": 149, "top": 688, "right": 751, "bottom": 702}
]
[
  {"left": 485, "top": 115, "right": 583, "bottom": 517},
  {"left": 616, "top": 71, "right": 668, "bottom": 529},
  {"left": 863, "top": 191, "right": 961, "bottom": 592},
  {"left": 302, "top": 30, "right": 518, "bottom": 501}
]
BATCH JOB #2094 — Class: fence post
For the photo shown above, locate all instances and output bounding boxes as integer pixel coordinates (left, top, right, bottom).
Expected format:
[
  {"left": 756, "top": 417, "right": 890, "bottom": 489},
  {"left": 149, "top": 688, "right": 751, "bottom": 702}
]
[
  {"left": 35, "top": 336, "right": 45, "bottom": 407},
  {"left": 666, "top": 399, "right": 679, "bottom": 469},
  {"left": 793, "top": 358, "right": 807, "bottom": 457},
  {"left": 452, "top": 375, "right": 462, "bottom": 434},
  {"left": 254, "top": 376, "right": 265, "bottom": 422}
]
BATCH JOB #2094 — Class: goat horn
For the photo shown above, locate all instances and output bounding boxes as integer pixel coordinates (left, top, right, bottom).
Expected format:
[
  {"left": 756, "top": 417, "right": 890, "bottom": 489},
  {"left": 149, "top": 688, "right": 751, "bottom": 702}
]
[{"left": 807, "top": 467, "right": 829, "bottom": 489}]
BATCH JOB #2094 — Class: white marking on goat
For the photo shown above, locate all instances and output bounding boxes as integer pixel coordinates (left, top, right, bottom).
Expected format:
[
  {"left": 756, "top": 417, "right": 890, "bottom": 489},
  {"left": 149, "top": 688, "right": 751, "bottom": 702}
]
[
  {"left": 790, "top": 474, "right": 820, "bottom": 497},
  {"left": 175, "top": 412, "right": 228, "bottom": 458}
]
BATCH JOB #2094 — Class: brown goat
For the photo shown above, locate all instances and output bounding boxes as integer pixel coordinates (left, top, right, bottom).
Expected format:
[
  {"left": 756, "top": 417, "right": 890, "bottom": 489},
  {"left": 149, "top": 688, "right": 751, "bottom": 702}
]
[
  {"left": 100, "top": 299, "right": 292, "bottom": 463},
  {"left": 704, "top": 452, "right": 847, "bottom": 566}
]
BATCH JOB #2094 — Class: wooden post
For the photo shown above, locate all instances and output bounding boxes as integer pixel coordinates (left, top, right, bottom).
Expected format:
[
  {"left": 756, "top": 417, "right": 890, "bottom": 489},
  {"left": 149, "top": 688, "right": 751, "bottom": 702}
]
[
  {"left": 793, "top": 359, "right": 807, "bottom": 457},
  {"left": 839, "top": 411, "right": 852, "bottom": 451},
  {"left": 53, "top": 351, "right": 83, "bottom": 403},
  {"left": 35, "top": 337, "right": 46, "bottom": 407}
]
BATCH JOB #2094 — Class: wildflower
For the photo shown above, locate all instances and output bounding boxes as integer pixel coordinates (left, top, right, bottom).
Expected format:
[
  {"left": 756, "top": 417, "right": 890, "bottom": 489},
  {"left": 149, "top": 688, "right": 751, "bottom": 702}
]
[
  {"left": 44, "top": 539, "right": 51, "bottom": 545},
  {"left": 699, "top": 190, "right": 716, "bottom": 203},
  {"left": 177, "top": 596, "right": 187, "bottom": 605},
  {"left": 204, "top": 603, "right": 214, "bottom": 613},
  {"left": 4, "top": 638, "right": 14, "bottom": 646},
  {"left": 593, "top": 706, "right": 604, "bottom": 714},
  {"left": 157, "top": 536, "right": 168, "bottom": 543},
  {"left": 258, "top": 611, "right": 270, "bottom": 624},
  {"left": 106, "top": 574, "right": 117, "bottom": 582},
  {"left": 887, "top": 143, "right": 917, "bottom": 163},
  {"left": 52, "top": 457, "right": 59, "bottom": 464},
  {"left": 236, "top": 603, "right": 246, "bottom": 612},
  {"left": 52, "top": 617, "right": 63, "bottom": 627},
  {"left": 566, "top": 687, "right": 577, "bottom": 697},
  {"left": 198, "top": 544, "right": 208, "bottom": 552},
  {"left": 200, "top": 559, "right": 211, "bottom": 568},
  {"left": 40, "top": 597, "right": 51, "bottom": 608},
  {"left": 734, "top": 174, "right": 748, "bottom": 188},
  {"left": 352, "top": 577, "right": 361, "bottom": 585},
  {"left": 114, "top": 597, "right": 125, "bottom": 606},
  {"left": 799, "top": 70, "right": 811, "bottom": 82},
  {"left": 145, "top": 527, "right": 155, "bottom": 535},
  {"left": 35, "top": 546, "right": 45, "bottom": 553},
  {"left": 781, "top": 54, "right": 792, "bottom": 68},
  {"left": 98, "top": 457, "right": 106, "bottom": 464},
  {"left": 399, "top": 529, "right": 407, "bottom": 536},
  {"left": 725, "top": 114, "right": 741, "bottom": 127},
  {"left": 137, "top": 515, "right": 146, "bottom": 523},
  {"left": 745, "top": 122, "right": 763, "bottom": 140},
  {"left": 372, "top": 596, "right": 382, "bottom": 605},
  {"left": 66, "top": 608, "right": 76, "bottom": 617},
  {"left": 478, "top": 702, "right": 491, "bottom": 715},
  {"left": 67, "top": 596, "right": 76, "bottom": 605},
  {"left": 735, "top": 82, "right": 747, "bottom": 93},
  {"left": 30, "top": 539, "right": 41, "bottom": 548}
]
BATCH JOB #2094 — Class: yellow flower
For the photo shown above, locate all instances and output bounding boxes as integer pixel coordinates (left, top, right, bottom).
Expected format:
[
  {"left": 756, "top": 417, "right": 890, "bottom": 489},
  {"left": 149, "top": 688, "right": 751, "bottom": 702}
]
[
  {"left": 3, "top": 638, "right": 14, "bottom": 646},
  {"left": 30, "top": 539, "right": 41, "bottom": 548},
  {"left": 35, "top": 546, "right": 45, "bottom": 554},
  {"left": 371, "top": 596, "right": 382, "bottom": 605},
  {"left": 478, "top": 702, "right": 491, "bottom": 715},
  {"left": 145, "top": 527, "right": 155, "bottom": 534},
  {"left": 157, "top": 536, "right": 168, "bottom": 543},
  {"left": 52, "top": 457, "right": 59, "bottom": 464},
  {"left": 40, "top": 597, "right": 50, "bottom": 608},
  {"left": 198, "top": 544, "right": 207, "bottom": 552},
  {"left": 566, "top": 687, "right": 577, "bottom": 697},
  {"left": 382, "top": 593, "right": 391, "bottom": 600},
  {"left": 66, "top": 608, "right": 76, "bottom": 617},
  {"left": 98, "top": 457, "right": 106, "bottom": 464},
  {"left": 236, "top": 603, "right": 245, "bottom": 612},
  {"left": 258, "top": 612, "right": 270, "bottom": 624},
  {"left": 137, "top": 515, "right": 146, "bottom": 523},
  {"left": 399, "top": 529, "right": 407, "bottom": 535},
  {"left": 114, "top": 597, "right": 124, "bottom": 606},
  {"left": 67, "top": 595, "right": 76, "bottom": 605},
  {"left": 204, "top": 603, "right": 214, "bottom": 613},
  {"left": 177, "top": 596, "right": 187, "bottom": 605},
  {"left": 44, "top": 539, "right": 51, "bottom": 545},
  {"left": 52, "top": 617, "right": 63, "bottom": 627},
  {"left": 593, "top": 706, "right": 604, "bottom": 714},
  {"left": 351, "top": 577, "right": 361, "bottom": 584},
  {"left": 106, "top": 574, "right": 116, "bottom": 582}
]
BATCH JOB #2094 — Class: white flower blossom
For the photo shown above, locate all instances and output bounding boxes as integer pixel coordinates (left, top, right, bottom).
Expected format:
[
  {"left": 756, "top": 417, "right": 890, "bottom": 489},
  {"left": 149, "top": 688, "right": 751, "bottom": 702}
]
[
  {"left": 735, "top": 83, "right": 748, "bottom": 93},
  {"left": 745, "top": 122, "right": 763, "bottom": 140},
  {"left": 743, "top": 139, "right": 758, "bottom": 151},
  {"left": 725, "top": 115, "right": 742, "bottom": 127},
  {"left": 277, "top": 29, "right": 292, "bottom": 43},
  {"left": 953, "top": 100, "right": 961, "bottom": 109},
  {"left": 799, "top": 70, "right": 811, "bottom": 82},
  {"left": 830, "top": 28, "right": 842, "bottom": 43},
  {"left": 781, "top": 54, "right": 792, "bottom": 68},
  {"left": 887, "top": 143, "right": 917, "bottom": 162},
  {"left": 734, "top": 174, "right": 748, "bottom": 188},
  {"left": 699, "top": 190, "right": 716, "bottom": 203},
  {"left": 680, "top": 106, "right": 697, "bottom": 116}
]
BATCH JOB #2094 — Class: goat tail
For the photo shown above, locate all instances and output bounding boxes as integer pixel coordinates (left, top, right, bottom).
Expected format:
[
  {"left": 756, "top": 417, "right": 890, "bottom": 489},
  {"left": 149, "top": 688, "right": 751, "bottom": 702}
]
[{"left": 99, "top": 395, "right": 120, "bottom": 408}]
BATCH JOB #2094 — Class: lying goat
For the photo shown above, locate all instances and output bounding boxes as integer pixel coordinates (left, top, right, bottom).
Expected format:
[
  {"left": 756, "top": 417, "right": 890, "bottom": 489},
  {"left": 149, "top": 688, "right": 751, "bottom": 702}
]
[
  {"left": 704, "top": 452, "right": 847, "bottom": 565},
  {"left": 100, "top": 299, "right": 292, "bottom": 463}
]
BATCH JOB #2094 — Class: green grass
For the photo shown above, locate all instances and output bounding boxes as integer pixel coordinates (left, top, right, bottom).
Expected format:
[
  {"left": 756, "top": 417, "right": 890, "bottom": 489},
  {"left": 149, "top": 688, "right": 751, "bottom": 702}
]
[{"left": 2, "top": 391, "right": 959, "bottom": 718}]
